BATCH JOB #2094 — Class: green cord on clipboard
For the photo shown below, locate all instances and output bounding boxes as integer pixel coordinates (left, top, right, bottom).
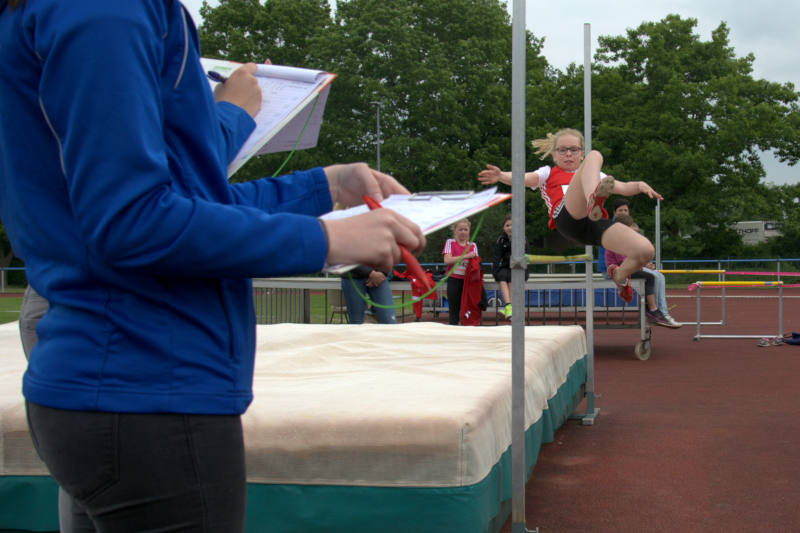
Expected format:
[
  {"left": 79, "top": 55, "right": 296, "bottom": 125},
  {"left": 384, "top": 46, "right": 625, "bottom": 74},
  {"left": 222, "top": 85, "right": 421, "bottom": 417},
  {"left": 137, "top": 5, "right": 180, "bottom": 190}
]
[{"left": 270, "top": 95, "right": 321, "bottom": 177}]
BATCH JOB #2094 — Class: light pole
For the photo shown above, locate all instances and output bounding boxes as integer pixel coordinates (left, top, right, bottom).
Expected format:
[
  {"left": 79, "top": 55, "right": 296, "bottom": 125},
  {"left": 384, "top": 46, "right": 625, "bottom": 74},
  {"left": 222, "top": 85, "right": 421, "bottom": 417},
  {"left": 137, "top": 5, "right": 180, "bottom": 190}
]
[{"left": 370, "top": 101, "right": 383, "bottom": 171}]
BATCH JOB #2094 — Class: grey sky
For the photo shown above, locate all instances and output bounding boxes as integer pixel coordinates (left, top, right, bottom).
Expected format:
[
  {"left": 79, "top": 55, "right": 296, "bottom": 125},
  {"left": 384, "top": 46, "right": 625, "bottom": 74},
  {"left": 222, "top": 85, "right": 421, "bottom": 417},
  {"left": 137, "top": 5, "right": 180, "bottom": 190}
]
[{"left": 183, "top": 0, "right": 799, "bottom": 185}]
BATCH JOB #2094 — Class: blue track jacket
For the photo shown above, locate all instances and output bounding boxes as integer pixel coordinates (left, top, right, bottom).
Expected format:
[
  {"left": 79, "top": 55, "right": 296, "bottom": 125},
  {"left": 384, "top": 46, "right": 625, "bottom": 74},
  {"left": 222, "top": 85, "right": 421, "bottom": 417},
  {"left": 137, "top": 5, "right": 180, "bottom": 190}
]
[{"left": 0, "top": 1, "right": 331, "bottom": 414}]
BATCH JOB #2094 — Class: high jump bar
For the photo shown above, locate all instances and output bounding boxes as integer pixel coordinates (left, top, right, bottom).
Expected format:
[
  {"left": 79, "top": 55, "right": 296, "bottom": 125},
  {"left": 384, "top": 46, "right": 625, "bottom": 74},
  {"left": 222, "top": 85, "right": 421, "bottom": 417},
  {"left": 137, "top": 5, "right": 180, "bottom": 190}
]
[{"left": 527, "top": 254, "right": 592, "bottom": 264}]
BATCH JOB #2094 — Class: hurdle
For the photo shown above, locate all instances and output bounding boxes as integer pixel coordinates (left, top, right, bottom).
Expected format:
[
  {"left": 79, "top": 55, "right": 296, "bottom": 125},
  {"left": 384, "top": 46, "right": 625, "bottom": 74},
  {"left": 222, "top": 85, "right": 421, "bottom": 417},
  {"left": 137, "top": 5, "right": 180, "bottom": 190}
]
[
  {"left": 659, "top": 269, "right": 727, "bottom": 326},
  {"left": 690, "top": 280, "right": 784, "bottom": 340}
]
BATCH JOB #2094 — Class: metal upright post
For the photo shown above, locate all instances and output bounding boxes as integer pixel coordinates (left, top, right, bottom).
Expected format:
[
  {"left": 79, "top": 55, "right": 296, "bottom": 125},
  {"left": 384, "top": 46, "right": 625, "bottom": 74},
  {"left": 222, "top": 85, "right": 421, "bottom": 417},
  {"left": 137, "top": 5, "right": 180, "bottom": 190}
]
[
  {"left": 584, "top": 22, "right": 592, "bottom": 153},
  {"left": 720, "top": 264, "right": 726, "bottom": 327},
  {"left": 695, "top": 285, "right": 702, "bottom": 340},
  {"left": 582, "top": 22, "right": 598, "bottom": 425},
  {"left": 778, "top": 283, "right": 784, "bottom": 338},
  {"left": 583, "top": 252, "right": 596, "bottom": 423},
  {"left": 655, "top": 199, "right": 662, "bottom": 270},
  {"left": 376, "top": 104, "right": 381, "bottom": 171},
  {"left": 510, "top": 1, "right": 533, "bottom": 532},
  {"left": 370, "top": 101, "right": 383, "bottom": 171}
]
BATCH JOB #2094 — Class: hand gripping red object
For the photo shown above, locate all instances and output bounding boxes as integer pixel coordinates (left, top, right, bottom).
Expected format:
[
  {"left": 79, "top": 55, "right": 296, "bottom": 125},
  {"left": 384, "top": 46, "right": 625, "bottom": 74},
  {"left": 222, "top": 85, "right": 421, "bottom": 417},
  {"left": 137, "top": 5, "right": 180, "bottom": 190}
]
[{"left": 362, "top": 195, "right": 432, "bottom": 292}]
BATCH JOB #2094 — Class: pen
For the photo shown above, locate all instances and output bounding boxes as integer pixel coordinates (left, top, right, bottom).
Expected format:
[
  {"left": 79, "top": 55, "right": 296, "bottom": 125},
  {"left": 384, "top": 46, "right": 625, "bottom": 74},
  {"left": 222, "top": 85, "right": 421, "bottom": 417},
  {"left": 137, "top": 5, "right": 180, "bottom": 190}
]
[
  {"left": 362, "top": 195, "right": 432, "bottom": 292},
  {"left": 207, "top": 70, "right": 228, "bottom": 84}
]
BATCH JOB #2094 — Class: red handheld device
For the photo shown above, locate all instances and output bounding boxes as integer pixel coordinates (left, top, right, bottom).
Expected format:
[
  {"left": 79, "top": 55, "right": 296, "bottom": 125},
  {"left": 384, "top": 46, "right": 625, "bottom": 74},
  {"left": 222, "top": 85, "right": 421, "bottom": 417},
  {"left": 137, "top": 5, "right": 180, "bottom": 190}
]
[{"left": 362, "top": 195, "right": 432, "bottom": 292}]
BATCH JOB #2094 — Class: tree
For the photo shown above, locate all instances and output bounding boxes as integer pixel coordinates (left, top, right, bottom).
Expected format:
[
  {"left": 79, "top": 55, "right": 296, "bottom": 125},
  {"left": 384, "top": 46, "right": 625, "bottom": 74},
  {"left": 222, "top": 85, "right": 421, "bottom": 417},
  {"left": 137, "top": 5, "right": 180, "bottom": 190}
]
[
  {"left": 764, "top": 184, "right": 800, "bottom": 263},
  {"left": 199, "top": 0, "right": 554, "bottom": 261},
  {"left": 199, "top": 0, "right": 336, "bottom": 181},
  {"left": 318, "top": 0, "right": 561, "bottom": 261},
  {"left": 590, "top": 15, "right": 800, "bottom": 258},
  {"left": 197, "top": 7, "right": 800, "bottom": 262}
]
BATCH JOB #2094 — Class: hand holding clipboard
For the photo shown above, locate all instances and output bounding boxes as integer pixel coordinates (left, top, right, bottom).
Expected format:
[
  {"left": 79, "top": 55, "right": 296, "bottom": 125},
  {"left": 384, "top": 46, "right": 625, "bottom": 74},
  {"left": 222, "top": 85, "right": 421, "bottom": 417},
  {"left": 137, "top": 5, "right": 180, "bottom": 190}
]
[{"left": 362, "top": 195, "right": 432, "bottom": 291}]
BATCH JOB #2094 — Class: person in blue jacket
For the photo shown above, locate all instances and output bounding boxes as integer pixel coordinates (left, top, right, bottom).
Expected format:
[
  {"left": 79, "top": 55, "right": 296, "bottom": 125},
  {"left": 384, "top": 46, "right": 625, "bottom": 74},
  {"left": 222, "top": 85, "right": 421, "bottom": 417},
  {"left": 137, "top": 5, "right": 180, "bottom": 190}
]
[{"left": 0, "top": 1, "right": 425, "bottom": 531}]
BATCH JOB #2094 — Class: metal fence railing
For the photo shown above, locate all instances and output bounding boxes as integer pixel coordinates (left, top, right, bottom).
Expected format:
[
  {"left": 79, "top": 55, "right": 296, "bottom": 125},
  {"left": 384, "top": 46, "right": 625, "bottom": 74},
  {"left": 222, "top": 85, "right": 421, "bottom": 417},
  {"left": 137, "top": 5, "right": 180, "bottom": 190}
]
[{"left": 4, "top": 257, "right": 799, "bottom": 297}]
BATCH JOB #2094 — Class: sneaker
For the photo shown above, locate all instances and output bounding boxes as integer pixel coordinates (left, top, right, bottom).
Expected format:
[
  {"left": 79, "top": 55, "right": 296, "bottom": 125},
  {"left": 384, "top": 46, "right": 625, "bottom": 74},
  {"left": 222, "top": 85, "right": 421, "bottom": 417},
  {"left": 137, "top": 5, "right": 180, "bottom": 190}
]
[
  {"left": 587, "top": 175, "right": 615, "bottom": 221},
  {"left": 644, "top": 309, "right": 667, "bottom": 326},
  {"left": 772, "top": 336, "right": 784, "bottom": 346},
  {"left": 646, "top": 308, "right": 672, "bottom": 327},
  {"left": 757, "top": 337, "right": 770, "bottom": 347},
  {"left": 607, "top": 264, "right": 634, "bottom": 303},
  {"left": 502, "top": 304, "right": 513, "bottom": 319},
  {"left": 662, "top": 313, "right": 683, "bottom": 328}
]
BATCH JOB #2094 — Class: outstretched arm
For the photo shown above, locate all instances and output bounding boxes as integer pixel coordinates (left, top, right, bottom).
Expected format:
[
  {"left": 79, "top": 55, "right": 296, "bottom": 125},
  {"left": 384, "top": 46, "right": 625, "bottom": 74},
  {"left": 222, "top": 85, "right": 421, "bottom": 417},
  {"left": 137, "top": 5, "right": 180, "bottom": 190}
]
[
  {"left": 478, "top": 164, "right": 540, "bottom": 188},
  {"left": 612, "top": 180, "right": 663, "bottom": 201}
]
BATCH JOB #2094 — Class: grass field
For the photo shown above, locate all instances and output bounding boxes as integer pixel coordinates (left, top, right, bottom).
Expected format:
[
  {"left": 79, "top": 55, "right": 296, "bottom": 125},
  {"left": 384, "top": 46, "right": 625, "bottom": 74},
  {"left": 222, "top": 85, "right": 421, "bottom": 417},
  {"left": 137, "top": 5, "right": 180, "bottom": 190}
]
[
  {"left": 0, "top": 295, "right": 22, "bottom": 324},
  {"left": 0, "top": 293, "right": 347, "bottom": 325}
]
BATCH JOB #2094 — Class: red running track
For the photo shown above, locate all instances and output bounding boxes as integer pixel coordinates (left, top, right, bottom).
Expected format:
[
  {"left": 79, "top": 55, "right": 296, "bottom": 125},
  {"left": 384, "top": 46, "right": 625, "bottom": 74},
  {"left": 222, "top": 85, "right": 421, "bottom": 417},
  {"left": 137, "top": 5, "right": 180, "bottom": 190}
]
[{"left": 500, "top": 288, "right": 800, "bottom": 533}]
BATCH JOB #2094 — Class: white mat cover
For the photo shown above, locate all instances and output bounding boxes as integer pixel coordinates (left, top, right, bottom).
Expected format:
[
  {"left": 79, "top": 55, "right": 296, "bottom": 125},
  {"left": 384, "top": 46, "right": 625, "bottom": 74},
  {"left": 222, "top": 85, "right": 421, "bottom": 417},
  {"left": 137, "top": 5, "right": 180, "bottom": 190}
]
[{"left": 1, "top": 322, "right": 586, "bottom": 489}]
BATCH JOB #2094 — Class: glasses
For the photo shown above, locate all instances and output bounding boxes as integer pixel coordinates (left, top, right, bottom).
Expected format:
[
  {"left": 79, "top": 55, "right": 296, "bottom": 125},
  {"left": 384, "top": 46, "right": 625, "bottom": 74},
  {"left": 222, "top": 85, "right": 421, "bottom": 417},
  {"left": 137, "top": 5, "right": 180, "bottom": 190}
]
[{"left": 555, "top": 147, "right": 582, "bottom": 155}]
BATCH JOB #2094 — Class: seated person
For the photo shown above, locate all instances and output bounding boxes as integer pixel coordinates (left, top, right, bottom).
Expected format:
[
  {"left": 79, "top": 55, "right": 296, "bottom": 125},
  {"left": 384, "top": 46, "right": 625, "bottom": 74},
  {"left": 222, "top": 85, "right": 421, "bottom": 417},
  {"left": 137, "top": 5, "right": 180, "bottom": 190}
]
[
  {"left": 629, "top": 220, "right": 681, "bottom": 328},
  {"left": 605, "top": 215, "right": 680, "bottom": 328},
  {"left": 597, "top": 198, "right": 631, "bottom": 277},
  {"left": 341, "top": 266, "right": 397, "bottom": 324}
]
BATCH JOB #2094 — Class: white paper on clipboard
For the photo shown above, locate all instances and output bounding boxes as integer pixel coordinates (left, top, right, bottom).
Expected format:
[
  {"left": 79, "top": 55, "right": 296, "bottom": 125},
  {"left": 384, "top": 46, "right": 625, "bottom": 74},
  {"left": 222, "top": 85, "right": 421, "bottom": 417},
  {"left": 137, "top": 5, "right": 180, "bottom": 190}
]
[
  {"left": 320, "top": 187, "right": 512, "bottom": 274},
  {"left": 201, "top": 58, "right": 336, "bottom": 178}
]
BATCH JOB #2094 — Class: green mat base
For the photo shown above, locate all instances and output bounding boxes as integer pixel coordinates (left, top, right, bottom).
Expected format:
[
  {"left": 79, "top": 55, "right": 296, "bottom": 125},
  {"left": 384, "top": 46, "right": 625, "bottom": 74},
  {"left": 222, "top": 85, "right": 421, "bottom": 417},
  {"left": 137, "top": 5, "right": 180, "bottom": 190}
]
[{"left": 1, "top": 356, "right": 586, "bottom": 533}]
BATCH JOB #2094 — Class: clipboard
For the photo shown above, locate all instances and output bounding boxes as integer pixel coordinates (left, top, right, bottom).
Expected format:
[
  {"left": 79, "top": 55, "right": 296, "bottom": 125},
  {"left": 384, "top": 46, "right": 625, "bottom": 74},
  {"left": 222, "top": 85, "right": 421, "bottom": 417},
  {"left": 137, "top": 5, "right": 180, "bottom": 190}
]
[
  {"left": 201, "top": 58, "right": 337, "bottom": 178},
  {"left": 321, "top": 187, "right": 512, "bottom": 273},
  {"left": 409, "top": 190, "right": 475, "bottom": 201}
]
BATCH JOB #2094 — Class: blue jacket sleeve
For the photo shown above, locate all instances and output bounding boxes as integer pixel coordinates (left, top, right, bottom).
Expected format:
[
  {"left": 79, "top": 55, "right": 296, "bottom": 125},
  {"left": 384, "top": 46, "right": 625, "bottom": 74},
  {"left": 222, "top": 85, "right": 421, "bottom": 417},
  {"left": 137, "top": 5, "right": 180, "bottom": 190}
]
[
  {"left": 228, "top": 167, "right": 332, "bottom": 216},
  {"left": 216, "top": 101, "right": 256, "bottom": 166},
  {"left": 36, "top": 3, "right": 329, "bottom": 278}
]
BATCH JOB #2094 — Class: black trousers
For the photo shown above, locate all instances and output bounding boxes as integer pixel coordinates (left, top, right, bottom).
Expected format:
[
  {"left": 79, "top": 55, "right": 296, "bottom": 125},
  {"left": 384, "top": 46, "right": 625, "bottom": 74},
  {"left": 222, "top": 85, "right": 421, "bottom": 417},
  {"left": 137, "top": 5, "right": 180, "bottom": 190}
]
[
  {"left": 26, "top": 401, "right": 246, "bottom": 533},
  {"left": 631, "top": 269, "right": 655, "bottom": 296},
  {"left": 446, "top": 277, "right": 464, "bottom": 325}
]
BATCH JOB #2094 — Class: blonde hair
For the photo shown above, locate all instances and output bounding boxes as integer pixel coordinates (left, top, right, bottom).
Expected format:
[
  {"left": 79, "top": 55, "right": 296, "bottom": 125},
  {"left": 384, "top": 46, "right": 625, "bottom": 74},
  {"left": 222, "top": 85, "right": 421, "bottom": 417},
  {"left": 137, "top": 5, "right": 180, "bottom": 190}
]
[
  {"left": 531, "top": 128, "right": 585, "bottom": 160},
  {"left": 451, "top": 218, "right": 471, "bottom": 232}
]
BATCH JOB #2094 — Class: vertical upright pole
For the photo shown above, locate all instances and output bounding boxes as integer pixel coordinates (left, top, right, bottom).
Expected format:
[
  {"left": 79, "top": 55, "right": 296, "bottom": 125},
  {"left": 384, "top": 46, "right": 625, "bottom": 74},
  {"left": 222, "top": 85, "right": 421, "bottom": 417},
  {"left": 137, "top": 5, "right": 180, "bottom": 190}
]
[
  {"left": 510, "top": 1, "right": 528, "bottom": 531},
  {"left": 655, "top": 199, "right": 662, "bottom": 269},
  {"left": 778, "top": 283, "right": 783, "bottom": 337},
  {"left": 376, "top": 103, "right": 382, "bottom": 171},
  {"left": 720, "top": 266, "right": 726, "bottom": 327},
  {"left": 582, "top": 23, "right": 597, "bottom": 424},
  {"left": 696, "top": 285, "right": 702, "bottom": 339},
  {"left": 370, "top": 101, "right": 382, "bottom": 171},
  {"left": 583, "top": 23, "right": 592, "bottom": 154}
]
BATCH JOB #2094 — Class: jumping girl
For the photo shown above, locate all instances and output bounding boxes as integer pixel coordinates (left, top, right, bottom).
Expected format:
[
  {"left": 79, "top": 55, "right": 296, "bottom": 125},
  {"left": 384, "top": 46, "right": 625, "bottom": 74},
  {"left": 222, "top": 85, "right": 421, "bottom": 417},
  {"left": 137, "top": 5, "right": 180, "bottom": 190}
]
[{"left": 478, "top": 128, "right": 663, "bottom": 302}]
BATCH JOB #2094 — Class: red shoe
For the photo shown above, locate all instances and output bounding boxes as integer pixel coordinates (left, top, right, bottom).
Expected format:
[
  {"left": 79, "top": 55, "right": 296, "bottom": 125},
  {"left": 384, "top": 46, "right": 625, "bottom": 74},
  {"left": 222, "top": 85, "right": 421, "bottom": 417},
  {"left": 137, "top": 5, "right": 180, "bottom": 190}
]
[
  {"left": 608, "top": 264, "right": 634, "bottom": 303},
  {"left": 587, "top": 175, "right": 615, "bottom": 221}
]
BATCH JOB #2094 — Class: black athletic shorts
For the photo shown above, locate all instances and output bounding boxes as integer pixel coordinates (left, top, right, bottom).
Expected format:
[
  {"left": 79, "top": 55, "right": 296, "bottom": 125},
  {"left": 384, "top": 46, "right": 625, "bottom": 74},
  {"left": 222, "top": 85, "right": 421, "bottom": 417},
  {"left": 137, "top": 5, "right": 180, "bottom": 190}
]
[
  {"left": 553, "top": 200, "right": 616, "bottom": 247},
  {"left": 493, "top": 267, "right": 529, "bottom": 283}
]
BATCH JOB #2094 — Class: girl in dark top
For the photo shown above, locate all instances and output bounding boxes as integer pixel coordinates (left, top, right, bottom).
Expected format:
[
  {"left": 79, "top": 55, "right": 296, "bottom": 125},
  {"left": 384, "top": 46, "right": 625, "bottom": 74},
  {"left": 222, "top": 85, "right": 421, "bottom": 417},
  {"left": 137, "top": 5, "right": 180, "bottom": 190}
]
[{"left": 492, "top": 214, "right": 528, "bottom": 319}]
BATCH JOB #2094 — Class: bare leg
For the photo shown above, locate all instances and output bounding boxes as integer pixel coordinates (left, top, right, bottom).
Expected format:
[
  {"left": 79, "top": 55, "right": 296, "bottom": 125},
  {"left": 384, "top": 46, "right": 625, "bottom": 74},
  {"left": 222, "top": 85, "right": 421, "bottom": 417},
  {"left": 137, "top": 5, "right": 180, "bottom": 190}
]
[
  {"left": 600, "top": 223, "right": 655, "bottom": 282},
  {"left": 563, "top": 150, "right": 604, "bottom": 220},
  {"left": 499, "top": 281, "right": 511, "bottom": 306}
]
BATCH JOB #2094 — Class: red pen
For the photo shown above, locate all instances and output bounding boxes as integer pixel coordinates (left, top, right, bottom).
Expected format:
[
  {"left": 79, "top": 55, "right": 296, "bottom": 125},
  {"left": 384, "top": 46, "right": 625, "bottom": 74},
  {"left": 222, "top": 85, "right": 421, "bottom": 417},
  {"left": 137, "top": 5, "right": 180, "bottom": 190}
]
[{"left": 362, "top": 195, "right": 432, "bottom": 292}]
